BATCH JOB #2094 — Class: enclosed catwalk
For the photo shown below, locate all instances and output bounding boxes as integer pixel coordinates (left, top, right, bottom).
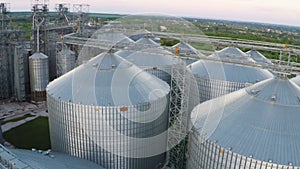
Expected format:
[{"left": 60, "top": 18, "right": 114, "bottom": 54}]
[
  {"left": 246, "top": 50, "right": 273, "bottom": 66},
  {"left": 187, "top": 75, "right": 300, "bottom": 169},
  {"left": 124, "top": 47, "right": 178, "bottom": 84},
  {"left": 29, "top": 52, "right": 49, "bottom": 101},
  {"left": 188, "top": 47, "right": 273, "bottom": 103},
  {"left": 57, "top": 47, "right": 76, "bottom": 76},
  {"left": 47, "top": 52, "right": 170, "bottom": 169},
  {"left": 0, "top": 145, "right": 104, "bottom": 169},
  {"left": 292, "top": 75, "right": 300, "bottom": 86}
]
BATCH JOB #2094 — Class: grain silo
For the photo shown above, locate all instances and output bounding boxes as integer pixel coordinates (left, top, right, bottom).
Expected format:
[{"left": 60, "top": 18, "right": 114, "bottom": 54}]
[
  {"left": 291, "top": 75, "right": 300, "bottom": 86},
  {"left": 124, "top": 47, "right": 178, "bottom": 84},
  {"left": 246, "top": 50, "right": 274, "bottom": 66},
  {"left": 57, "top": 47, "right": 76, "bottom": 76},
  {"left": 136, "top": 37, "right": 160, "bottom": 47},
  {"left": 188, "top": 47, "right": 273, "bottom": 102},
  {"left": 171, "top": 42, "right": 206, "bottom": 65},
  {"left": 47, "top": 52, "right": 170, "bottom": 169},
  {"left": 128, "top": 29, "right": 151, "bottom": 41},
  {"left": 187, "top": 74, "right": 300, "bottom": 169},
  {"left": 29, "top": 52, "right": 49, "bottom": 101}
]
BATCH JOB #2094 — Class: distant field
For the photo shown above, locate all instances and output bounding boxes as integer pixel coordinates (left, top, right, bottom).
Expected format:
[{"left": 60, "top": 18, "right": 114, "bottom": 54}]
[{"left": 3, "top": 117, "right": 51, "bottom": 150}]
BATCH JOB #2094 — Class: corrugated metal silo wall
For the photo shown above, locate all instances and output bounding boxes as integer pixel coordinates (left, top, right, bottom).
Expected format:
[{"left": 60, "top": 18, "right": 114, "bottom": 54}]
[
  {"left": 195, "top": 76, "right": 247, "bottom": 103},
  {"left": 29, "top": 57, "right": 49, "bottom": 92},
  {"left": 47, "top": 94, "right": 170, "bottom": 169},
  {"left": 0, "top": 44, "right": 15, "bottom": 99},
  {"left": 186, "top": 131, "right": 300, "bottom": 169}
]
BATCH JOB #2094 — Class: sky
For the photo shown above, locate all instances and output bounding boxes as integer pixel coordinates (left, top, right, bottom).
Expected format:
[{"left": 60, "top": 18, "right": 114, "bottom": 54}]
[{"left": 4, "top": 0, "right": 300, "bottom": 27}]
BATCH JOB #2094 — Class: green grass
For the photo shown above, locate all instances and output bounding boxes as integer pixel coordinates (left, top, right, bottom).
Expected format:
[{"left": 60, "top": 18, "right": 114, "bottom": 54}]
[
  {"left": 2, "top": 114, "right": 35, "bottom": 125},
  {"left": 3, "top": 117, "right": 51, "bottom": 150}
]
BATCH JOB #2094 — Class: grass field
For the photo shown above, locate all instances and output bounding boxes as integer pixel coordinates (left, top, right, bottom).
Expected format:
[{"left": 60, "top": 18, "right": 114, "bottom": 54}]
[
  {"left": 2, "top": 114, "right": 35, "bottom": 125},
  {"left": 3, "top": 117, "right": 51, "bottom": 150}
]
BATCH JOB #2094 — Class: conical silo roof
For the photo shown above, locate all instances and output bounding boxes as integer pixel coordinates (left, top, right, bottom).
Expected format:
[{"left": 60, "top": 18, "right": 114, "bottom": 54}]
[
  {"left": 129, "top": 29, "right": 152, "bottom": 41},
  {"left": 29, "top": 52, "right": 48, "bottom": 59},
  {"left": 189, "top": 59, "right": 273, "bottom": 83},
  {"left": 117, "top": 36, "right": 135, "bottom": 44},
  {"left": 125, "top": 47, "right": 175, "bottom": 67},
  {"left": 115, "top": 48, "right": 135, "bottom": 58},
  {"left": 191, "top": 75, "right": 300, "bottom": 166},
  {"left": 47, "top": 52, "right": 170, "bottom": 106},
  {"left": 209, "top": 47, "right": 255, "bottom": 63},
  {"left": 246, "top": 50, "right": 273, "bottom": 65},
  {"left": 291, "top": 75, "right": 300, "bottom": 86},
  {"left": 97, "top": 31, "right": 129, "bottom": 44},
  {"left": 172, "top": 42, "right": 205, "bottom": 57},
  {"left": 136, "top": 37, "right": 159, "bottom": 46}
]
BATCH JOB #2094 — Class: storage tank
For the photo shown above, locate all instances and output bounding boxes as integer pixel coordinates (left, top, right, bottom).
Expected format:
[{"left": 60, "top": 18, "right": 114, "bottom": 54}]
[
  {"left": 171, "top": 42, "right": 206, "bottom": 65},
  {"left": 246, "top": 50, "right": 274, "bottom": 66},
  {"left": 29, "top": 52, "right": 49, "bottom": 101},
  {"left": 128, "top": 29, "right": 151, "bottom": 41},
  {"left": 291, "top": 75, "right": 300, "bottom": 86},
  {"left": 187, "top": 74, "right": 300, "bottom": 169},
  {"left": 136, "top": 37, "right": 160, "bottom": 47},
  {"left": 57, "top": 47, "right": 76, "bottom": 76},
  {"left": 47, "top": 52, "right": 170, "bottom": 169},
  {"left": 124, "top": 47, "right": 178, "bottom": 84},
  {"left": 188, "top": 47, "right": 273, "bottom": 103}
]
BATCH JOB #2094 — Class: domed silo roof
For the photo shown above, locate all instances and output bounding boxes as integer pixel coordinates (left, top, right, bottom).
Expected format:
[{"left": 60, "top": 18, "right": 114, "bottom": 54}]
[
  {"left": 29, "top": 52, "right": 48, "bottom": 59},
  {"left": 188, "top": 76, "right": 300, "bottom": 169},
  {"left": 136, "top": 37, "right": 160, "bottom": 46},
  {"left": 124, "top": 47, "right": 177, "bottom": 84},
  {"left": 115, "top": 48, "right": 134, "bottom": 58},
  {"left": 96, "top": 31, "right": 128, "bottom": 43},
  {"left": 246, "top": 50, "right": 274, "bottom": 65},
  {"left": 171, "top": 42, "right": 205, "bottom": 57},
  {"left": 129, "top": 29, "right": 151, "bottom": 41},
  {"left": 291, "top": 75, "right": 300, "bottom": 86},
  {"left": 6, "top": 148, "right": 104, "bottom": 169},
  {"left": 47, "top": 52, "right": 169, "bottom": 105},
  {"left": 171, "top": 42, "right": 206, "bottom": 65},
  {"left": 188, "top": 58, "right": 273, "bottom": 102},
  {"left": 47, "top": 52, "right": 170, "bottom": 169},
  {"left": 209, "top": 47, "right": 255, "bottom": 63}
]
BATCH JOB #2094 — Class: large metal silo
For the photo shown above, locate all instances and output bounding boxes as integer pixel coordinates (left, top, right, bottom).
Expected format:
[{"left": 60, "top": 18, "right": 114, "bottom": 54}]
[
  {"left": 123, "top": 47, "right": 179, "bottom": 85},
  {"left": 29, "top": 52, "right": 49, "bottom": 101},
  {"left": 57, "top": 47, "right": 76, "bottom": 76},
  {"left": 171, "top": 42, "right": 206, "bottom": 65},
  {"left": 187, "top": 75, "right": 300, "bottom": 169},
  {"left": 246, "top": 50, "right": 274, "bottom": 66},
  {"left": 136, "top": 37, "right": 160, "bottom": 47},
  {"left": 188, "top": 47, "right": 273, "bottom": 103},
  {"left": 47, "top": 52, "right": 170, "bottom": 169}
]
